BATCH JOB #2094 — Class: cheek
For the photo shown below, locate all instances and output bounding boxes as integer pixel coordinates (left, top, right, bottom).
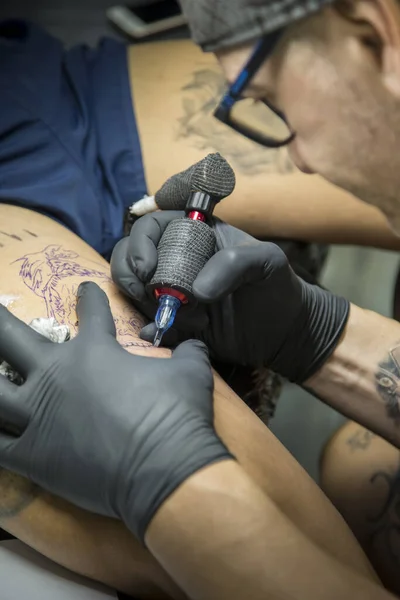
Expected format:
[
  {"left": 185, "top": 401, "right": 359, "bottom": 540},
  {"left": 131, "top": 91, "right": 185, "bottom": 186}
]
[
  {"left": 279, "top": 67, "right": 359, "bottom": 179},
  {"left": 279, "top": 61, "right": 338, "bottom": 141},
  {"left": 273, "top": 36, "right": 400, "bottom": 207}
]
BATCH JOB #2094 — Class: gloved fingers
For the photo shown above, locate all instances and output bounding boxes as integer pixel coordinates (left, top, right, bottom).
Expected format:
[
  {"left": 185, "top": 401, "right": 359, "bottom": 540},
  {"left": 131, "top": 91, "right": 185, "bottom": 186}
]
[
  {"left": 111, "top": 238, "right": 149, "bottom": 304},
  {"left": 213, "top": 218, "right": 257, "bottom": 250},
  {"left": 140, "top": 303, "right": 209, "bottom": 346},
  {"left": 175, "top": 304, "right": 209, "bottom": 331},
  {"left": 172, "top": 339, "right": 214, "bottom": 392},
  {"left": 0, "top": 434, "right": 20, "bottom": 475},
  {"left": 140, "top": 323, "right": 179, "bottom": 347},
  {"left": 128, "top": 211, "right": 184, "bottom": 281},
  {"left": 110, "top": 238, "right": 143, "bottom": 302},
  {"left": 76, "top": 282, "right": 116, "bottom": 339},
  {"left": 0, "top": 305, "right": 48, "bottom": 376},
  {"left": 193, "top": 243, "right": 284, "bottom": 302},
  {"left": 172, "top": 339, "right": 211, "bottom": 370},
  {"left": 0, "top": 376, "right": 29, "bottom": 434},
  {"left": 0, "top": 432, "right": 31, "bottom": 482}
]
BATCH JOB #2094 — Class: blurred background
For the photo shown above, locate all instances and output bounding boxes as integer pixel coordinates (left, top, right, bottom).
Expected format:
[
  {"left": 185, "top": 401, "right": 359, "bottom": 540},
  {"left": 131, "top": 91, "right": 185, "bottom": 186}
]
[
  {"left": 0, "top": 0, "right": 188, "bottom": 47},
  {"left": 0, "top": 0, "right": 398, "bottom": 481}
]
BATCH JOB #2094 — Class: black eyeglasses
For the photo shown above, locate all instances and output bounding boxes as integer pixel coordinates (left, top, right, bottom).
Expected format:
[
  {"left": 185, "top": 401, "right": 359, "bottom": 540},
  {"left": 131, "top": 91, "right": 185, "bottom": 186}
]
[{"left": 214, "top": 30, "right": 295, "bottom": 148}]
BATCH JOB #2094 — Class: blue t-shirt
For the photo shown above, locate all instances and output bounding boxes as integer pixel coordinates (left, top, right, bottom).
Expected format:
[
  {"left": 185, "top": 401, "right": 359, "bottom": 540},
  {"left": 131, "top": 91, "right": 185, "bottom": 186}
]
[{"left": 0, "top": 20, "right": 147, "bottom": 258}]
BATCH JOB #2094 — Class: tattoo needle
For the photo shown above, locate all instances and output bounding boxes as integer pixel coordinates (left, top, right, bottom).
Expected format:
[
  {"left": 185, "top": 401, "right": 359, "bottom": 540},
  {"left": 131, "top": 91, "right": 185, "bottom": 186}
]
[
  {"left": 153, "top": 294, "right": 181, "bottom": 347},
  {"left": 153, "top": 328, "right": 163, "bottom": 348}
]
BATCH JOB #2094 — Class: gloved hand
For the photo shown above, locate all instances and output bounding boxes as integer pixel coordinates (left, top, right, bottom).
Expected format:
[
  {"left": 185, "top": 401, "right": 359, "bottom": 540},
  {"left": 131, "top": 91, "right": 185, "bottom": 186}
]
[
  {"left": 111, "top": 212, "right": 349, "bottom": 383},
  {"left": 0, "top": 282, "right": 232, "bottom": 543}
]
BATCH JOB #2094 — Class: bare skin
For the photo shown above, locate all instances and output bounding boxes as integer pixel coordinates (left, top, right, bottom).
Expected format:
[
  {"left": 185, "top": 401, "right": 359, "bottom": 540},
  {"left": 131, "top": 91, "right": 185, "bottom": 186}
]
[
  {"left": 0, "top": 202, "right": 380, "bottom": 598},
  {"left": 320, "top": 275, "right": 400, "bottom": 597},
  {"left": 321, "top": 422, "right": 400, "bottom": 596},
  {"left": 147, "top": 461, "right": 393, "bottom": 600}
]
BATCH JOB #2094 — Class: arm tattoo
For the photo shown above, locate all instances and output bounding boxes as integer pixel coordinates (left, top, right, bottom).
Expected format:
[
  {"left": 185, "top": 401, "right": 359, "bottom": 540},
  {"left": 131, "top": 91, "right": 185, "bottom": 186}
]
[
  {"left": 368, "top": 460, "right": 400, "bottom": 565},
  {"left": 346, "top": 428, "right": 375, "bottom": 452},
  {"left": 177, "top": 68, "right": 295, "bottom": 177},
  {"left": 14, "top": 244, "right": 151, "bottom": 349},
  {"left": 0, "top": 230, "right": 44, "bottom": 519},
  {"left": 0, "top": 242, "right": 153, "bottom": 520},
  {"left": 375, "top": 344, "right": 400, "bottom": 422}
]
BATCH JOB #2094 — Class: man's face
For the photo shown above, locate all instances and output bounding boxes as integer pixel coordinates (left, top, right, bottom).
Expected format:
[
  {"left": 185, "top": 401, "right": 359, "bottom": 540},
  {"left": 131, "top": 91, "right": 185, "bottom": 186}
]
[{"left": 216, "top": 3, "right": 400, "bottom": 232}]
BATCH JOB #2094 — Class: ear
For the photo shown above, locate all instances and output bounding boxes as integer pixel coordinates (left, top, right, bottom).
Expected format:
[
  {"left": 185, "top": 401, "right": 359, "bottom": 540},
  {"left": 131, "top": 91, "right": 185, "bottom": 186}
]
[{"left": 337, "top": 0, "right": 400, "bottom": 96}]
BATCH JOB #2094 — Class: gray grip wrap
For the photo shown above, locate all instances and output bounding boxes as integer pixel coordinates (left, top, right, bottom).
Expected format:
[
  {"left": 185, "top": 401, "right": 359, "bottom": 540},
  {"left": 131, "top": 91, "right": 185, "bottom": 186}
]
[
  {"left": 147, "top": 218, "right": 216, "bottom": 304},
  {"left": 155, "top": 164, "right": 195, "bottom": 211},
  {"left": 154, "top": 153, "right": 236, "bottom": 211}
]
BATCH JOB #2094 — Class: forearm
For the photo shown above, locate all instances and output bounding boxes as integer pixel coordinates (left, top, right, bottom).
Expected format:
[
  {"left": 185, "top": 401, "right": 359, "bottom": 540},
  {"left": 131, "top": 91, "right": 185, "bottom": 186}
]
[
  {"left": 147, "top": 461, "right": 392, "bottom": 600},
  {"left": 1, "top": 486, "right": 180, "bottom": 598},
  {"left": 308, "top": 304, "right": 400, "bottom": 447},
  {"left": 215, "top": 172, "right": 400, "bottom": 249},
  {"left": 0, "top": 204, "right": 183, "bottom": 598}
]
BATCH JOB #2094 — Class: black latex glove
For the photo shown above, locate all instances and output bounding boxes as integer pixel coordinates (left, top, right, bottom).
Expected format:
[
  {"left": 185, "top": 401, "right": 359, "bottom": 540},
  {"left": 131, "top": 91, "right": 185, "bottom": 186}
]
[
  {"left": 111, "top": 212, "right": 349, "bottom": 383},
  {"left": 0, "top": 282, "right": 231, "bottom": 543}
]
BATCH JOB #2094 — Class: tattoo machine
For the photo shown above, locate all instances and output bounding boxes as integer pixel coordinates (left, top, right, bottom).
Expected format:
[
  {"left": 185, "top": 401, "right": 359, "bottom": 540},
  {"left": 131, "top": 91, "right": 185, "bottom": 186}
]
[{"left": 145, "top": 153, "right": 236, "bottom": 347}]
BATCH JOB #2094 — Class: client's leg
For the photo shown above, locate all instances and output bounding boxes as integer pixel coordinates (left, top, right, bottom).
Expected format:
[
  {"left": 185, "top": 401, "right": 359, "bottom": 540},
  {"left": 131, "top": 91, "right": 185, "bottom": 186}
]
[
  {"left": 321, "top": 421, "right": 400, "bottom": 595},
  {"left": 0, "top": 204, "right": 379, "bottom": 598}
]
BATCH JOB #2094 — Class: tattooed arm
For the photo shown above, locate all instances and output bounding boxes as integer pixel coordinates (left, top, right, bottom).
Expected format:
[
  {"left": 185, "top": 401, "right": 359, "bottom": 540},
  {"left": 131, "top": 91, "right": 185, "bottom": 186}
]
[
  {"left": 0, "top": 209, "right": 184, "bottom": 599},
  {"left": 0, "top": 204, "right": 381, "bottom": 598},
  {"left": 308, "top": 305, "right": 400, "bottom": 448},
  {"left": 320, "top": 420, "right": 400, "bottom": 595},
  {"left": 129, "top": 40, "right": 400, "bottom": 250}
]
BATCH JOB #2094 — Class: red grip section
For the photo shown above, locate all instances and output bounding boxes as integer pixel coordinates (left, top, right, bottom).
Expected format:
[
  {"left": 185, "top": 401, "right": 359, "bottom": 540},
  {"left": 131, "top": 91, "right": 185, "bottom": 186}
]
[
  {"left": 188, "top": 211, "right": 206, "bottom": 222},
  {"left": 154, "top": 287, "right": 188, "bottom": 304}
]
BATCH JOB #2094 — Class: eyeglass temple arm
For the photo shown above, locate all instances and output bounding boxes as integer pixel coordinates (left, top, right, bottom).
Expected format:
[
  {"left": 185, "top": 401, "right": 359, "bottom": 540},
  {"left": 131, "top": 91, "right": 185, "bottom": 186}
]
[{"left": 226, "top": 29, "right": 285, "bottom": 100}]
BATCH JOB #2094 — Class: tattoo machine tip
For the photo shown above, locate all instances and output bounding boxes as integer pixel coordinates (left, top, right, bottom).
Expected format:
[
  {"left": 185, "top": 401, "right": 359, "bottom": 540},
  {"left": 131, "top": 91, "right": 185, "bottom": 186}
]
[
  {"left": 152, "top": 295, "right": 180, "bottom": 347},
  {"left": 153, "top": 328, "right": 163, "bottom": 348}
]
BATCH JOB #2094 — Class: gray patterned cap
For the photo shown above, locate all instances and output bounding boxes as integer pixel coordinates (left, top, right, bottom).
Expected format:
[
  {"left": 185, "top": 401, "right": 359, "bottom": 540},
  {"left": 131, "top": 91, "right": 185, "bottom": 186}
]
[{"left": 179, "top": 0, "right": 333, "bottom": 52}]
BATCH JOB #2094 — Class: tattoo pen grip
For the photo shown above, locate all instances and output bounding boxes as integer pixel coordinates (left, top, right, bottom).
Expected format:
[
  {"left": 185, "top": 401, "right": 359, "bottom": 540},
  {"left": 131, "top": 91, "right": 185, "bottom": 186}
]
[
  {"left": 147, "top": 218, "right": 216, "bottom": 305},
  {"left": 145, "top": 153, "right": 236, "bottom": 345}
]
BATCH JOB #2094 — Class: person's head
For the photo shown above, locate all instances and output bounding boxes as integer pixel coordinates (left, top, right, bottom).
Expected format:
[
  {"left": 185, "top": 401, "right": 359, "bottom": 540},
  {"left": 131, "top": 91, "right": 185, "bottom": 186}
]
[{"left": 180, "top": 0, "right": 400, "bottom": 233}]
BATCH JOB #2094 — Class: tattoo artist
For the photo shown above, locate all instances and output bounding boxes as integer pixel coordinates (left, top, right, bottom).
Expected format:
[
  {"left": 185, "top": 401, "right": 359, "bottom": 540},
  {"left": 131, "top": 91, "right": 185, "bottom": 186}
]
[
  {"left": 112, "top": 0, "right": 400, "bottom": 449},
  {"left": 0, "top": 0, "right": 399, "bottom": 598}
]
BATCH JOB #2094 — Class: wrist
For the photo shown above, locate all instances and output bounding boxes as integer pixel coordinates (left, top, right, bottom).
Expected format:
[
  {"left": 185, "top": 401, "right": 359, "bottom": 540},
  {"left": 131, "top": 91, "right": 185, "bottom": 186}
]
[
  {"left": 304, "top": 303, "right": 400, "bottom": 447},
  {"left": 305, "top": 303, "right": 380, "bottom": 392},
  {"left": 300, "top": 283, "right": 350, "bottom": 382},
  {"left": 145, "top": 458, "right": 238, "bottom": 547},
  {"left": 271, "top": 281, "right": 350, "bottom": 383},
  {"left": 122, "top": 428, "right": 234, "bottom": 544}
]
